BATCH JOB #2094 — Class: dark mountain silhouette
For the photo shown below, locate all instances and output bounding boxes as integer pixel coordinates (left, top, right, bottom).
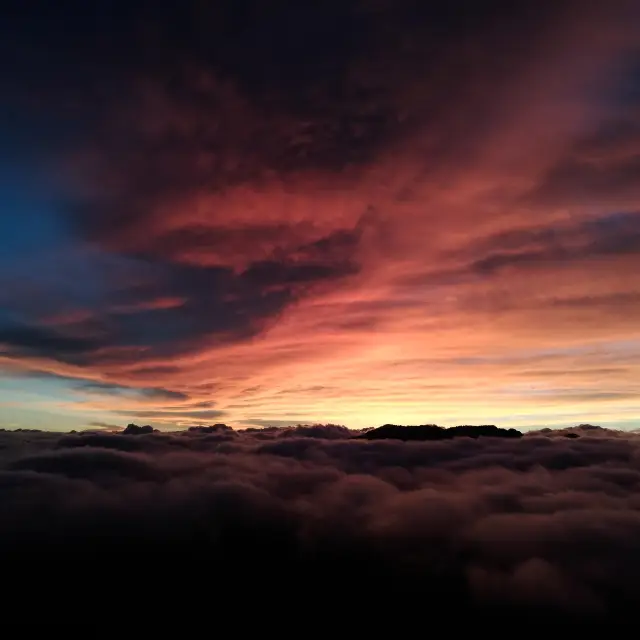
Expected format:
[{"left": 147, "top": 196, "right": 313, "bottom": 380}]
[
  {"left": 122, "top": 423, "right": 156, "bottom": 435},
  {"left": 357, "top": 423, "right": 522, "bottom": 441},
  {"left": 187, "top": 423, "right": 234, "bottom": 433}
]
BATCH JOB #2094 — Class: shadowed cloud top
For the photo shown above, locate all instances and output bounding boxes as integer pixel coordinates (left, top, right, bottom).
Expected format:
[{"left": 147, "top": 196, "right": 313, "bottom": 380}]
[{"left": 2, "top": 424, "right": 640, "bottom": 626}]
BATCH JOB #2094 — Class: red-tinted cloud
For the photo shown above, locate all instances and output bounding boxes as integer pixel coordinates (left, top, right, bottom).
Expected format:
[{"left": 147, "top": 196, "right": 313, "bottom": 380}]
[{"left": 1, "top": 0, "right": 639, "bottom": 429}]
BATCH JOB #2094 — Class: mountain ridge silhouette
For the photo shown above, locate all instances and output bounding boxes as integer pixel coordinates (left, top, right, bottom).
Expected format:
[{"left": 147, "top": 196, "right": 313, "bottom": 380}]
[{"left": 358, "top": 423, "right": 523, "bottom": 441}]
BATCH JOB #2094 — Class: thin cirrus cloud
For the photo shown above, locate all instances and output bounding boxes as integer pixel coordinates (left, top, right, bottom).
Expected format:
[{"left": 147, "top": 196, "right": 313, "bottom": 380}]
[{"left": 0, "top": 1, "right": 639, "bottom": 430}]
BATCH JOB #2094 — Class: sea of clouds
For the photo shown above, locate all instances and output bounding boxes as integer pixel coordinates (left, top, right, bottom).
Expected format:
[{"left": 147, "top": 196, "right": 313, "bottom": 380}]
[{"left": 2, "top": 423, "right": 640, "bottom": 627}]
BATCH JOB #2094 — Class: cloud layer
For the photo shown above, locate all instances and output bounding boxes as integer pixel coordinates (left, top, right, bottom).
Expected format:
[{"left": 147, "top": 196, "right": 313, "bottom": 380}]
[{"left": 2, "top": 424, "right": 640, "bottom": 626}]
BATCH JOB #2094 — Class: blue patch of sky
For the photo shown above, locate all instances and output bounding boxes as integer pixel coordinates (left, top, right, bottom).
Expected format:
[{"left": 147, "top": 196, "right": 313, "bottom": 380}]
[
  {"left": 0, "top": 373, "right": 86, "bottom": 407},
  {"left": 0, "top": 167, "right": 154, "bottom": 321}
]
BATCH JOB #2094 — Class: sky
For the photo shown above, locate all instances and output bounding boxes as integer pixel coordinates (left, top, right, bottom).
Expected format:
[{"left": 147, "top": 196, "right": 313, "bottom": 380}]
[{"left": 1, "top": 0, "right": 640, "bottom": 432}]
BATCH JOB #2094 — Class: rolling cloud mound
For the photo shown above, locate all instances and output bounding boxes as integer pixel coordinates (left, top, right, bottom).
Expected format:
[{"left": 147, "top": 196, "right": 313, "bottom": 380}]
[{"left": 2, "top": 424, "right": 640, "bottom": 628}]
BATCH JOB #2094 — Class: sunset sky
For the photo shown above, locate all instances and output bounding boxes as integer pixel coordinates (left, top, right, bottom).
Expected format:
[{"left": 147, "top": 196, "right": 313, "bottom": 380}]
[{"left": 1, "top": 0, "right": 640, "bottom": 432}]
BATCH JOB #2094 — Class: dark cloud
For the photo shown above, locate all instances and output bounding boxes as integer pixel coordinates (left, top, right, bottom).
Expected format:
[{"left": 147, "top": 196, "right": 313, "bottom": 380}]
[
  {"left": 1, "top": 424, "right": 640, "bottom": 626},
  {"left": 0, "top": 324, "right": 100, "bottom": 361},
  {"left": 76, "top": 381, "right": 130, "bottom": 393},
  {"left": 87, "top": 421, "right": 121, "bottom": 430},
  {"left": 126, "top": 365, "right": 182, "bottom": 377},
  {"left": 113, "top": 409, "right": 226, "bottom": 421},
  {"left": 242, "top": 259, "right": 357, "bottom": 289},
  {"left": 8, "top": 369, "right": 192, "bottom": 405},
  {"left": 0, "top": 249, "right": 360, "bottom": 365},
  {"left": 530, "top": 115, "right": 640, "bottom": 207},
  {"left": 457, "top": 211, "right": 640, "bottom": 276},
  {"left": 134, "top": 387, "right": 189, "bottom": 402},
  {"left": 400, "top": 209, "right": 640, "bottom": 301},
  {"left": 78, "top": 380, "right": 189, "bottom": 402},
  {"left": 187, "top": 401, "right": 217, "bottom": 409}
]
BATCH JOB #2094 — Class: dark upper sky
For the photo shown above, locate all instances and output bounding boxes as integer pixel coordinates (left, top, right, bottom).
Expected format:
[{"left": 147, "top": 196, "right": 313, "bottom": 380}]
[{"left": 1, "top": 0, "right": 640, "bottom": 431}]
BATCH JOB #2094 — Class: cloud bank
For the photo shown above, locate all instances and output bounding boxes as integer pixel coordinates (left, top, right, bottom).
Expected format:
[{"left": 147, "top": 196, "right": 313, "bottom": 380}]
[{"left": 2, "top": 424, "right": 640, "bottom": 626}]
